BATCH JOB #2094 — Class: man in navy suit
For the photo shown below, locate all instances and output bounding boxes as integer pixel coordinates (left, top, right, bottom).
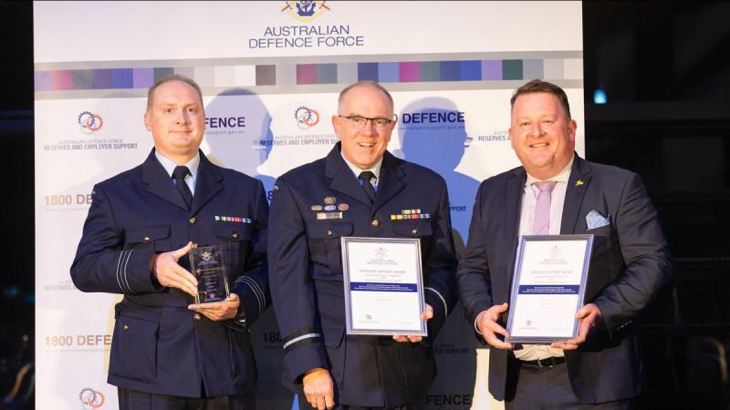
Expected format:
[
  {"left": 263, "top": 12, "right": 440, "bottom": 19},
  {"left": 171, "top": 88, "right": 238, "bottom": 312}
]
[
  {"left": 71, "top": 74, "right": 269, "bottom": 409},
  {"left": 457, "top": 79, "right": 672, "bottom": 408},
  {"left": 268, "top": 81, "right": 457, "bottom": 410}
]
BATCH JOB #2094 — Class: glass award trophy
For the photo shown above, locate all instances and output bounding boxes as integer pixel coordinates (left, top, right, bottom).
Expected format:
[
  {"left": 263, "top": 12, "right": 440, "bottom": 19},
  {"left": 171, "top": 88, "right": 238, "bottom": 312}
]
[{"left": 189, "top": 245, "right": 230, "bottom": 304}]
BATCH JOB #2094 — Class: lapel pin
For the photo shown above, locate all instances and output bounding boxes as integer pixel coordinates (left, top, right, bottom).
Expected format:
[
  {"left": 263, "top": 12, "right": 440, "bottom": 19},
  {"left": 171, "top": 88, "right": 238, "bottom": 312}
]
[{"left": 575, "top": 180, "right": 584, "bottom": 187}]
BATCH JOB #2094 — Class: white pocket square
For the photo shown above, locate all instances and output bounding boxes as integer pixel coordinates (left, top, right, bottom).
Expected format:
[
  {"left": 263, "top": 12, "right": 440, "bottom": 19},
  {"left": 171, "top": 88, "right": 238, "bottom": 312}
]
[{"left": 586, "top": 210, "right": 611, "bottom": 230}]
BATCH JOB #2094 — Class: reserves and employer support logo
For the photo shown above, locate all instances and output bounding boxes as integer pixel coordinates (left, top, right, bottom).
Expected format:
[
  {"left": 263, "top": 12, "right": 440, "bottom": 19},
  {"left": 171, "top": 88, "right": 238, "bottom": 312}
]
[
  {"left": 78, "top": 111, "right": 103, "bottom": 134},
  {"left": 79, "top": 387, "right": 105, "bottom": 409}
]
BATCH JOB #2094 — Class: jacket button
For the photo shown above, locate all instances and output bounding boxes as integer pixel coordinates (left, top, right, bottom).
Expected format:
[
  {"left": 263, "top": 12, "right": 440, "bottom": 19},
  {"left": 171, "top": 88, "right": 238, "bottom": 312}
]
[
  {"left": 143, "top": 236, "right": 150, "bottom": 242},
  {"left": 189, "top": 217, "right": 196, "bottom": 224},
  {"left": 194, "top": 313, "right": 202, "bottom": 321},
  {"left": 327, "top": 230, "right": 333, "bottom": 236},
  {"left": 123, "top": 324, "right": 129, "bottom": 331},
  {"left": 232, "top": 232, "right": 239, "bottom": 239},
  {"left": 371, "top": 219, "right": 380, "bottom": 228},
  {"left": 412, "top": 228, "right": 418, "bottom": 235}
]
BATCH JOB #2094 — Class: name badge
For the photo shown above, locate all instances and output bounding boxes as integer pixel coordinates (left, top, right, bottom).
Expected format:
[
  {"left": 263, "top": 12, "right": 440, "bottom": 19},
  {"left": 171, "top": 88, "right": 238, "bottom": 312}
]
[{"left": 316, "top": 212, "right": 343, "bottom": 220}]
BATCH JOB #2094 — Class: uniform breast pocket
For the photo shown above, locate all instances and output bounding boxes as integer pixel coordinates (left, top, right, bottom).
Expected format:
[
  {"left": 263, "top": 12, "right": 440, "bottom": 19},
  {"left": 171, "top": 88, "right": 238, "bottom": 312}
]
[
  {"left": 125, "top": 224, "right": 171, "bottom": 252},
  {"left": 392, "top": 220, "right": 433, "bottom": 238},
  {"left": 393, "top": 221, "right": 434, "bottom": 256},
  {"left": 214, "top": 223, "right": 252, "bottom": 275},
  {"left": 307, "top": 221, "right": 353, "bottom": 278}
]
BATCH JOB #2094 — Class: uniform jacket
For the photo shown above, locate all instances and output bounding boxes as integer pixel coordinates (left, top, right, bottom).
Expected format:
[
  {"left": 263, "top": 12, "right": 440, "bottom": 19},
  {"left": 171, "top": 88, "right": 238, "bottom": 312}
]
[
  {"left": 268, "top": 143, "right": 458, "bottom": 407},
  {"left": 457, "top": 155, "right": 672, "bottom": 404},
  {"left": 71, "top": 149, "right": 270, "bottom": 398}
]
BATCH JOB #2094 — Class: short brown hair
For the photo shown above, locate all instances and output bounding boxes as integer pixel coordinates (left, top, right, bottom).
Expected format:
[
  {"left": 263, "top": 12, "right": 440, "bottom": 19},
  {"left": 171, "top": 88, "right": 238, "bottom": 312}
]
[
  {"left": 146, "top": 74, "right": 204, "bottom": 112},
  {"left": 510, "top": 79, "right": 572, "bottom": 119},
  {"left": 337, "top": 80, "right": 394, "bottom": 114}
]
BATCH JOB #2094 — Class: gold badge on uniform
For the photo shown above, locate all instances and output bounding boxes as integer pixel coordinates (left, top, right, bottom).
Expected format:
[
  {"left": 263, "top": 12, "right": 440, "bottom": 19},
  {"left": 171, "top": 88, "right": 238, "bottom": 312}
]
[
  {"left": 311, "top": 205, "right": 323, "bottom": 211},
  {"left": 324, "top": 196, "right": 336, "bottom": 205}
]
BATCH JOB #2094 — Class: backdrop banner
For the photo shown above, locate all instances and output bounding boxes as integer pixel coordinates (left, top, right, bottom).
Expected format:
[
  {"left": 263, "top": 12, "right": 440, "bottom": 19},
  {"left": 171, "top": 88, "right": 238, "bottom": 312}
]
[{"left": 33, "top": 2, "right": 583, "bottom": 409}]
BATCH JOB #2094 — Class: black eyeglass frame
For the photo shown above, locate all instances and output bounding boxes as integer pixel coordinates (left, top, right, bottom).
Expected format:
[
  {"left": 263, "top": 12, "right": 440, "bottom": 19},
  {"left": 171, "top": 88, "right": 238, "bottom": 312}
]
[{"left": 337, "top": 114, "right": 398, "bottom": 128}]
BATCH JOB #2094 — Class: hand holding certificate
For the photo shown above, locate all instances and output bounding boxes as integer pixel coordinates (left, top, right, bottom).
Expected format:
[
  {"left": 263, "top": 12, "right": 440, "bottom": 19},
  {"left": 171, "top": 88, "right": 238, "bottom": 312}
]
[
  {"left": 341, "top": 237, "right": 428, "bottom": 337},
  {"left": 505, "top": 234, "right": 594, "bottom": 344}
]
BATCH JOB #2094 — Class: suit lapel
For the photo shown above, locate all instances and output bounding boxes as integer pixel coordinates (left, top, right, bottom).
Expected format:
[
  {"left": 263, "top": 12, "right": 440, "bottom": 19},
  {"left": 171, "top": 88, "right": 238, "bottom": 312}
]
[
  {"left": 505, "top": 167, "right": 526, "bottom": 292},
  {"left": 142, "top": 150, "right": 190, "bottom": 212},
  {"left": 190, "top": 152, "right": 224, "bottom": 216},
  {"left": 561, "top": 155, "right": 592, "bottom": 234},
  {"left": 326, "top": 144, "right": 372, "bottom": 207}
]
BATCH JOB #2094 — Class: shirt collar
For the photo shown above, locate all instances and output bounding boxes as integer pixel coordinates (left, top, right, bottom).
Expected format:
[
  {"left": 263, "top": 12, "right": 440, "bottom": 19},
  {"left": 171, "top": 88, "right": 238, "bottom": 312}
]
[
  {"left": 340, "top": 151, "right": 383, "bottom": 181},
  {"left": 525, "top": 155, "right": 574, "bottom": 186},
  {"left": 155, "top": 150, "right": 201, "bottom": 181}
]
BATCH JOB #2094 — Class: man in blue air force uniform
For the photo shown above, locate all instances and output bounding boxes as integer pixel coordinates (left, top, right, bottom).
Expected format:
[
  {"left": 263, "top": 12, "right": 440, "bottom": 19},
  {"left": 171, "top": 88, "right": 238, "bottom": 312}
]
[
  {"left": 71, "top": 75, "right": 269, "bottom": 409},
  {"left": 268, "top": 81, "right": 458, "bottom": 410}
]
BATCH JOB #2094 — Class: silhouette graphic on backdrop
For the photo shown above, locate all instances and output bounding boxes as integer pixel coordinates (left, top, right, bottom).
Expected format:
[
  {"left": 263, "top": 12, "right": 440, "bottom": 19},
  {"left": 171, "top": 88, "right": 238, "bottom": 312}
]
[
  {"left": 204, "top": 88, "right": 276, "bottom": 202},
  {"left": 397, "top": 97, "right": 479, "bottom": 253},
  {"left": 396, "top": 97, "right": 481, "bottom": 410},
  {"left": 204, "top": 88, "right": 291, "bottom": 409}
]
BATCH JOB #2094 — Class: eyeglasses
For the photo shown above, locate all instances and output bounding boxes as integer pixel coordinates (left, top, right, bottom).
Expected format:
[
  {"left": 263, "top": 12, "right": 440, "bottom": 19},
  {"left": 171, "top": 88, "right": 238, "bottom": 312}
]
[{"left": 338, "top": 115, "right": 396, "bottom": 129}]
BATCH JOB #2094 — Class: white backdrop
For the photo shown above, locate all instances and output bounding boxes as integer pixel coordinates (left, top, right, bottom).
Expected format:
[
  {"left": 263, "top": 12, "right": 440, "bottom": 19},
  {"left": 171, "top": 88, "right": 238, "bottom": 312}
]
[{"left": 34, "top": 2, "right": 583, "bottom": 409}]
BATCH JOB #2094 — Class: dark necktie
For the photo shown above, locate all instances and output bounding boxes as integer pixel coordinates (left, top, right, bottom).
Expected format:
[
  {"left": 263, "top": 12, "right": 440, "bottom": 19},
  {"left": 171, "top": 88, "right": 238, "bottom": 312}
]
[
  {"left": 358, "top": 171, "right": 376, "bottom": 204},
  {"left": 172, "top": 166, "right": 193, "bottom": 209}
]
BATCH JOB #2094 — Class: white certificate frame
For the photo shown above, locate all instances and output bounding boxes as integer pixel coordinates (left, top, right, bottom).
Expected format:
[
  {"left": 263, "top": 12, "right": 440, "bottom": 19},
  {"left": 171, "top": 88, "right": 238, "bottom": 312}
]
[
  {"left": 341, "top": 237, "right": 427, "bottom": 336},
  {"left": 505, "top": 234, "right": 594, "bottom": 344}
]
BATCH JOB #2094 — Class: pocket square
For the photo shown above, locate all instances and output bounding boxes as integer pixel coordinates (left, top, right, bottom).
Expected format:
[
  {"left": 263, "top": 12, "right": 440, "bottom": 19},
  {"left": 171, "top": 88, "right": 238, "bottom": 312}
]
[{"left": 586, "top": 210, "right": 611, "bottom": 230}]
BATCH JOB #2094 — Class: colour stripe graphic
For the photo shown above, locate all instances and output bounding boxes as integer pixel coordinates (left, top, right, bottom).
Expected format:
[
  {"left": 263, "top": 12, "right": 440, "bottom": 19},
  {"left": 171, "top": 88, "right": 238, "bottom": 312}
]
[{"left": 35, "top": 56, "right": 582, "bottom": 92}]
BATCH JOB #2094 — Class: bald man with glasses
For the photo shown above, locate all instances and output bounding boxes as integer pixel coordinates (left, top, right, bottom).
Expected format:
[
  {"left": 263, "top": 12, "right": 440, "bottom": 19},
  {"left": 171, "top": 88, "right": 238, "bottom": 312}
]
[{"left": 268, "top": 81, "right": 458, "bottom": 410}]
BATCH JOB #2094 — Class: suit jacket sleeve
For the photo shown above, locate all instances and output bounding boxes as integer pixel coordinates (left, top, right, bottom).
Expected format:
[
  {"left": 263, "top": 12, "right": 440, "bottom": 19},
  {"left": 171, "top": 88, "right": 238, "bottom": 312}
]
[
  {"left": 70, "top": 184, "right": 160, "bottom": 294},
  {"left": 231, "top": 178, "right": 271, "bottom": 325},
  {"left": 592, "top": 172, "right": 672, "bottom": 337},
  {"left": 423, "top": 178, "right": 458, "bottom": 341},
  {"left": 268, "top": 177, "right": 329, "bottom": 382},
  {"left": 456, "top": 182, "right": 495, "bottom": 330}
]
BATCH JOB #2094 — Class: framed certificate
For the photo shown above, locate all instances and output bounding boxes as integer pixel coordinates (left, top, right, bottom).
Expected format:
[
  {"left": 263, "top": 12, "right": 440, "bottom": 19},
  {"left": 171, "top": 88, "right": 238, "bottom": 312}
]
[
  {"left": 341, "top": 237, "right": 427, "bottom": 336},
  {"left": 505, "top": 234, "right": 594, "bottom": 343}
]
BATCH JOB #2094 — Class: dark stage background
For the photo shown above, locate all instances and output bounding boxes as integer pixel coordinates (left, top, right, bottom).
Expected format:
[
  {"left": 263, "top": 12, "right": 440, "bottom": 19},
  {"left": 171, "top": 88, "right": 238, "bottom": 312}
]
[{"left": 2, "top": 1, "right": 729, "bottom": 408}]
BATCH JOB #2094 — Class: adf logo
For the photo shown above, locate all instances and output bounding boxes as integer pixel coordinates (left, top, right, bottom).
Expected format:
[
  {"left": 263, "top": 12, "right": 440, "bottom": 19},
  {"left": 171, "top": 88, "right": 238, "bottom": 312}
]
[
  {"left": 78, "top": 111, "right": 103, "bottom": 134},
  {"left": 79, "top": 387, "right": 105, "bottom": 409},
  {"left": 281, "top": 1, "right": 331, "bottom": 22}
]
